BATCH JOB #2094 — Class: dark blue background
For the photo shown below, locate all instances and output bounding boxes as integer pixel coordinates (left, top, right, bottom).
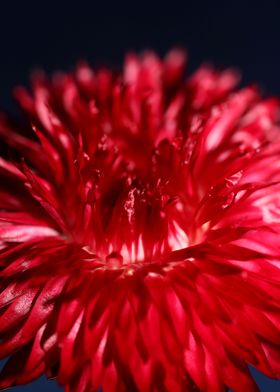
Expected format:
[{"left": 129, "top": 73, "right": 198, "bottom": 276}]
[{"left": 1, "top": 0, "right": 280, "bottom": 390}]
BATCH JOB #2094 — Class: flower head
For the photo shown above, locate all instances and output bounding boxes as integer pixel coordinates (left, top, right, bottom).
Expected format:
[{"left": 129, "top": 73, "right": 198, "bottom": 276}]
[{"left": 1, "top": 50, "right": 280, "bottom": 391}]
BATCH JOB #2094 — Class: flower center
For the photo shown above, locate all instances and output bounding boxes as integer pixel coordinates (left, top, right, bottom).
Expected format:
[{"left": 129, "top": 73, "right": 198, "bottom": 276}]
[
  {"left": 106, "top": 251, "right": 124, "bottom": 268},
  {"left": 72, "top": 138, "right": 204, "bottom": 266}
]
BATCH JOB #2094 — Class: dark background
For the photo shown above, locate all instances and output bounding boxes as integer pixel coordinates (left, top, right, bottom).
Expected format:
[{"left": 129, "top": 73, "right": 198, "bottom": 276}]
[{"left": 1, "top": 0, "right": 280, "bottom": 391}]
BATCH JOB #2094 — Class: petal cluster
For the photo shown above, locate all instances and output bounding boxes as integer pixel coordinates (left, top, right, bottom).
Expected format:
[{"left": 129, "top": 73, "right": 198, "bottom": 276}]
[{"left": 1, "top": 50, "right": 280, "bottom": 391}]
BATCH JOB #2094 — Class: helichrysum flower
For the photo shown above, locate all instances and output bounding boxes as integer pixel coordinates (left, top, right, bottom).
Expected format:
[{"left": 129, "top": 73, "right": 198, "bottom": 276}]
[{"left": 1, "top": 50, "right": 280, "bottom": 392}]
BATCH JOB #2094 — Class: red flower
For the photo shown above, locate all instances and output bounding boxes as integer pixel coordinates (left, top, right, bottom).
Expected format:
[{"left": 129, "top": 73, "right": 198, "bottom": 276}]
[{"left": 1, "top": 50, "right": 280, "bottom": 392}]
